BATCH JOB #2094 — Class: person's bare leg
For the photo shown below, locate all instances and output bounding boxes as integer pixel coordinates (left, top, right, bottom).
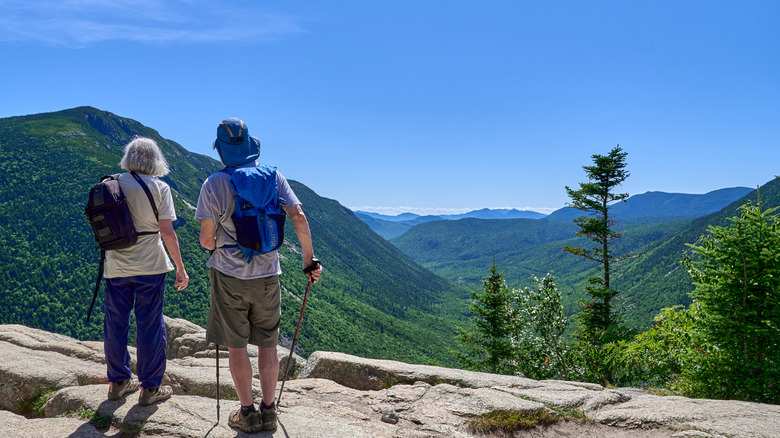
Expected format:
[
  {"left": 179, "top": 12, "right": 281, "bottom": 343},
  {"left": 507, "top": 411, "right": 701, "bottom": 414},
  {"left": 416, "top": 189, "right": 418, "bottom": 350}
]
[
  {"left": 228, "top": 347, "right": 255, "bottom": 406},
  {"left": 258, "top": 346, "right": 279, "bottom": 406}
]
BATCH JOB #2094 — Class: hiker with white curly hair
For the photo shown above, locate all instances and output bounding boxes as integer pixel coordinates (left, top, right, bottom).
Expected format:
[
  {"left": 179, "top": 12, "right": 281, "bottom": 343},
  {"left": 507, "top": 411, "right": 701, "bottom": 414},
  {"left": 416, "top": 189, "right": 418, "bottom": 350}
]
[{"left": 102, "top": 136, "right": 189, "bottom": 406}]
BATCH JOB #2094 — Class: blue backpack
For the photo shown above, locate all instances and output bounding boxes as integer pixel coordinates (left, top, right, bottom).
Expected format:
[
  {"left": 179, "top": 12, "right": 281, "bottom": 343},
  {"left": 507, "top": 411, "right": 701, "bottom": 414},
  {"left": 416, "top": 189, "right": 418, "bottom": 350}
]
[{"left": 221, "top": 165, "right": 286, "bottom": 262}]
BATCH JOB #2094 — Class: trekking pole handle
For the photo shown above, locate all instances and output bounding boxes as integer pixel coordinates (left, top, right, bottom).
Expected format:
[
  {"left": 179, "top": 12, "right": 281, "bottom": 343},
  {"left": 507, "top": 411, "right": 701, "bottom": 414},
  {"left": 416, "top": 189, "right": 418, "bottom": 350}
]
[{"left": 303, "top": 258, "right": 321, "bottom": 275}]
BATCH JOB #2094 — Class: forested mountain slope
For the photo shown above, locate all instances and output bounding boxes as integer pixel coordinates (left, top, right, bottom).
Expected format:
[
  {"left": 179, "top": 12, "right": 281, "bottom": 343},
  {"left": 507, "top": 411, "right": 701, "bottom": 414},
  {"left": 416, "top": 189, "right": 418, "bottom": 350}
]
[
  {"left": 0, "top": 107, "right": 468, "bottom": 366},
  {"left": 613, "top": 177, "right": 780, "bottom": 328}
]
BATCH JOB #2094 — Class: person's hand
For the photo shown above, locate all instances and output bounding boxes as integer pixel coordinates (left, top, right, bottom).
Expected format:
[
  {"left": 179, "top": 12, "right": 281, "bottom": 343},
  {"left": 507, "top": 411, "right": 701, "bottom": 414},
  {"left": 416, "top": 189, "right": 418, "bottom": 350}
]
[
  {"left": 304, "top": 258, "right": 322, "bottom": 284},
  {"left": 174, "top": 269, "right": 189, "bottom": 290}
]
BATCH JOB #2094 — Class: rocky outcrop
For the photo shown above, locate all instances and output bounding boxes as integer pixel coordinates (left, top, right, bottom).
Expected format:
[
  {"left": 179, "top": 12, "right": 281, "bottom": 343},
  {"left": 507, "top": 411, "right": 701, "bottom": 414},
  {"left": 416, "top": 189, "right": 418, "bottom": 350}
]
[
  {"left": 1, "top": 319, "right": 779, "bottom": 437},
  {"left": 165, "top": 316, "right": 211, "bottom": 359},
  {"left": 164, "top": 315, "right": 306, "bottom": 380},
  {"left": 0, "top": 324, "right": 106, "bottom": 413}
]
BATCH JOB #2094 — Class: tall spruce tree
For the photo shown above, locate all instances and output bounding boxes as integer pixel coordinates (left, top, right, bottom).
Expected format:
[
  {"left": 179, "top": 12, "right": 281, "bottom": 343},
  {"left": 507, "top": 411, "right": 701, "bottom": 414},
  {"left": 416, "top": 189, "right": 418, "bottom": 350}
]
[
  {"left": 564, "top": 146, "right": 632, "bottom": 381},
  {"left": 453, "top": 262, "right": 517, "bottom": 375}
]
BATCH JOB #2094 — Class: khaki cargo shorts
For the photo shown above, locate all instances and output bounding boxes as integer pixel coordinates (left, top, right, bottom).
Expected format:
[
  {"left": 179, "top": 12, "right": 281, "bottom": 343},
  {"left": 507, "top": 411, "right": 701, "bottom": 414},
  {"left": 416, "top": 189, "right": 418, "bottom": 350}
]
[{"left": 206, "top": 269, "right": 281, "bottom": 348}]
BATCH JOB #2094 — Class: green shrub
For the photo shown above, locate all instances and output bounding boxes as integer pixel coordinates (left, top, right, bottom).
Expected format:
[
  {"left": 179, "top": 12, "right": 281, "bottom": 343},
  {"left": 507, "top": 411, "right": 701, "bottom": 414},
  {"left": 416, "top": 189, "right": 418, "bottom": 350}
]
[{"left": 467, "top": 408, "right": 560, "bottom": 434}]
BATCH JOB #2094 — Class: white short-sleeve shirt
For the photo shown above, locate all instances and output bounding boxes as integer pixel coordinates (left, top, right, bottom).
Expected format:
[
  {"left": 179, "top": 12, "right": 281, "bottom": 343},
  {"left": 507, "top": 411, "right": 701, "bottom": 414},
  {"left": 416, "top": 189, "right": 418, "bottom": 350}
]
[{"left": 104, "top": 173, "right": 177, "bottom": 278}]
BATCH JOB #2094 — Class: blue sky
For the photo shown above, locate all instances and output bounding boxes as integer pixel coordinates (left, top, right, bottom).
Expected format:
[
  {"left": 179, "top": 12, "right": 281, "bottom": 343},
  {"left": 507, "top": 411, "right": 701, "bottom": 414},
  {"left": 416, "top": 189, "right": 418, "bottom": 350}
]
[{"left": 1, "top": 1, "right": 778, "bottom": 215}]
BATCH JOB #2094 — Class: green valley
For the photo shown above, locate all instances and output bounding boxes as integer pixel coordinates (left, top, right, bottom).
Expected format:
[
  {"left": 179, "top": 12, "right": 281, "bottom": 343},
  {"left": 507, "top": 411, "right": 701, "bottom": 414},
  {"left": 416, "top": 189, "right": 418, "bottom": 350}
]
[{"left": 390, "top": 182, "right": 777, "bottom": 329}]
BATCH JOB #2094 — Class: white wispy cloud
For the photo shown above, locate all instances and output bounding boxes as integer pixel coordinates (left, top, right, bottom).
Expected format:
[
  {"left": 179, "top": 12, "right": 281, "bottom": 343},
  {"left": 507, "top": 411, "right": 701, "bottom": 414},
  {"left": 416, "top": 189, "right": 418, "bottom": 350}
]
[
  {"left": 349, "top": 206, "right": 559, "bottom": 217},
  {"left": 0, "top": 0, "right": 306, "bottom": 47}
]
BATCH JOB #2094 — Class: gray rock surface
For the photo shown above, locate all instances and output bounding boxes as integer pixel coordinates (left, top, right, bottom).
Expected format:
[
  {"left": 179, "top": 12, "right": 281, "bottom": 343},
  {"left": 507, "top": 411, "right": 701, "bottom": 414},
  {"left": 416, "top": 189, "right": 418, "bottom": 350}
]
[
  {"left": 590, "top": 394, "right": 780, "bottom": 438},
  {"left": 1, "top": 320, "right": 778, "bottom": 438},
  {"left": 300, "top": 350, "right": 551, "bottom": 390},
  {"left": 0, "top": 324, "right": 106, "bottom": 412},
  {"left": 0, "top": 410, "right": 108, "bottom": 438},
  {"left": 164, "top": 315, "right": 211, "bottom": 359}
]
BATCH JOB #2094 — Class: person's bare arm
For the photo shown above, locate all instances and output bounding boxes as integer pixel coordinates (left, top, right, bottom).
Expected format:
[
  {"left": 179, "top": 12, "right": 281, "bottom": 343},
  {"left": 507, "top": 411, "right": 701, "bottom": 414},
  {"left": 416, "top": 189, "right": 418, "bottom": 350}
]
[
  {"left": 159, "top": 219, "right": 189, "bottom": 290},
  {"left": 287, "top": 205, "right": 322, "bottom": 283}
]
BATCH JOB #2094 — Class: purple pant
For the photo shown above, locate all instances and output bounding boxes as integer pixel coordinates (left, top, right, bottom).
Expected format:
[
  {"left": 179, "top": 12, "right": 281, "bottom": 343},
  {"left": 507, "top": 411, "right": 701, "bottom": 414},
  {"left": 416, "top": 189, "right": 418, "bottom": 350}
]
[{"left": 104, "top": 273, "right": 167, "bottom": 388}]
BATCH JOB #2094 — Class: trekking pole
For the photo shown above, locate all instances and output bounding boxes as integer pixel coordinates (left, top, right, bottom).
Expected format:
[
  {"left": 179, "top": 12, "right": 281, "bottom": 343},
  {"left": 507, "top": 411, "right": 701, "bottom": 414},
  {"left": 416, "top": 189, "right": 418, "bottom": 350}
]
[
  {"left": 277, "top": 258, "right": 320, "bottom": 407},
  {"left": 207, "top": 251, "right": 221, "bottom": 424},
  {"left": 216, "top": 344, "right": 220, "bottom": 423}
]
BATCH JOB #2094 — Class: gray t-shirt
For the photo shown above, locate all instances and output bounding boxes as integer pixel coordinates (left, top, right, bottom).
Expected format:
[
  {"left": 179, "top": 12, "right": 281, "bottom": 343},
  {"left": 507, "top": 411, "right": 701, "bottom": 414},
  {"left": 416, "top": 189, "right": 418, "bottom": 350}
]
[{"left": 195, "top": 168, "right": 300, "bottom": 280}]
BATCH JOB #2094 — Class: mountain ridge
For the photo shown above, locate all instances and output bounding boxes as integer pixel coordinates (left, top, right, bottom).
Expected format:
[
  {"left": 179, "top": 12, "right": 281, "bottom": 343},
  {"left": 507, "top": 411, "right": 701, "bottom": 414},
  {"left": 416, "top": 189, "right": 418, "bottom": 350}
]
[{"left": 543, "top": 186, "right": 753, "bottom": 224}]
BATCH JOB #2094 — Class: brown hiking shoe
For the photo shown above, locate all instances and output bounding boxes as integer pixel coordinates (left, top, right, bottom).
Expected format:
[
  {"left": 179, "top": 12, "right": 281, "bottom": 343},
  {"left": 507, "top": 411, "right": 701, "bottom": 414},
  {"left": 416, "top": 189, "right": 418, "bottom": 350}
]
[
  {"left": 138, "top": 385, "right": 172, "bottom": 406},
  {"left": 260, "top": 403, "right": 277, "bottom": 431},
  {"left": 229, "top": 409, "right": 262, "bottom": 433},
  {"left": 107, "top": 378, "right": 140, "bottom": 400}
]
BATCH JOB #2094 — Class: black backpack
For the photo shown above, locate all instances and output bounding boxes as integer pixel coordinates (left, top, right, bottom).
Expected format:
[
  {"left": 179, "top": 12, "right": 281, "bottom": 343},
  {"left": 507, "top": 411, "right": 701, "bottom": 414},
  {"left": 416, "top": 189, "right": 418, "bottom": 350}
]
[{"left": 84, "top": 172, "right": 158, "bottom": 323}]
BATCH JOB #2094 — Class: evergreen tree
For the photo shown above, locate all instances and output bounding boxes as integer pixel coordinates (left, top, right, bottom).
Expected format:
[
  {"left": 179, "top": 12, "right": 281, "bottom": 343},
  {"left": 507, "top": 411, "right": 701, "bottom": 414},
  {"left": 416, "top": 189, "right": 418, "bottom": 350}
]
[
  {"left": 564, "top": 145, "right": 630, "bottom": 333},
  {"left": 453, "top": 262, "right": 517, "bottom": 375},
  {"left": 564, "top": 145, "right": 632, "bottom": 383},
  {"left": 681, "top": 194, "right": 780, "bottom": 403}
]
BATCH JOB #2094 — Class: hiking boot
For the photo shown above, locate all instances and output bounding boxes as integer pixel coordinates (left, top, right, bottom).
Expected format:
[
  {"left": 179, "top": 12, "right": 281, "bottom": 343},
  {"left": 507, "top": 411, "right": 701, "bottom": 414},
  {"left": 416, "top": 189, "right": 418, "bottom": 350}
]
[
  {"left": 229, "top": 409, "right": 262, "bottom": 433},
  {"left": 260, "top": 402, "right": 277, "bottom": 431},
  {"left": 138, "top": 385, "right": 173, "bottom": 406},
  {"left": 107, "top": 378, "right": 140, "bottom": 400}
]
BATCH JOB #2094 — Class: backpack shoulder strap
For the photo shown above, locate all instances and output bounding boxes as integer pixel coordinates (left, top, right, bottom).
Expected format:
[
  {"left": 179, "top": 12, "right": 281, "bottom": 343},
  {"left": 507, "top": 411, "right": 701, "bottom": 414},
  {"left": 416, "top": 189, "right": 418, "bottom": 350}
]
[
  {"left": 215, "top": 167, "right": 239, "bottom": 248},
  {"left": 130, "top": 171, "right": 159, "bottom": 221}
]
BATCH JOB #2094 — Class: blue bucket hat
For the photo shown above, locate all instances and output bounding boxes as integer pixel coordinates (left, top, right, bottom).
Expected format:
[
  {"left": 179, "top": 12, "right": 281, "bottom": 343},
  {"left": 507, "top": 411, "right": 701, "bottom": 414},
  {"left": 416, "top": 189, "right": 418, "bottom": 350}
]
[{"left": 212, "top": 118, "right": 261, "bottom": 166}]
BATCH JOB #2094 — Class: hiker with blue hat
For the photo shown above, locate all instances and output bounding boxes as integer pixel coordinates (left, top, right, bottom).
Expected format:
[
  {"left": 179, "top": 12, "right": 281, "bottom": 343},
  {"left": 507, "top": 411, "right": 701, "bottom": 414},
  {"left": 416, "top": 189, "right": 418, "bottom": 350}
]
[{"left": 195, "top": 118, "right": 322, "bottom": 433}]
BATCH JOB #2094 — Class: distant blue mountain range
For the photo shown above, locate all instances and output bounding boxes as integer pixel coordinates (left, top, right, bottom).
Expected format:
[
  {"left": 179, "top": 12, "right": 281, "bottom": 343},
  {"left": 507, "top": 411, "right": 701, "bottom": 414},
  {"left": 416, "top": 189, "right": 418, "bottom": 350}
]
[
  {"left": 543, "top": 187, "right": 754, "bottom": 224},
  {"left": 355, "top": 187, "right": 753, "bottom": 239},
  {"left": 357, "top": 208, "right": 545, "bottom": 222},
  {"left": 354, "top": 209, "right": 546, "bottom": 239}
]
